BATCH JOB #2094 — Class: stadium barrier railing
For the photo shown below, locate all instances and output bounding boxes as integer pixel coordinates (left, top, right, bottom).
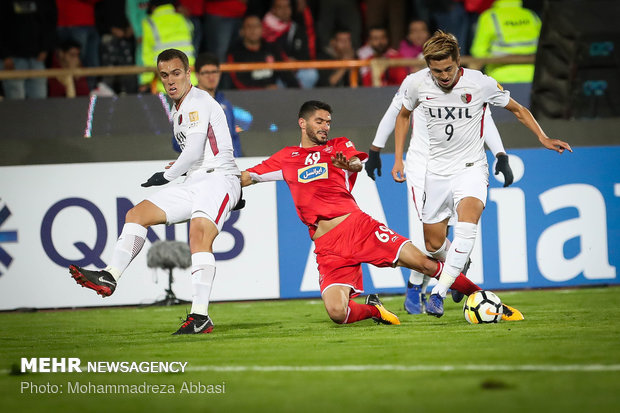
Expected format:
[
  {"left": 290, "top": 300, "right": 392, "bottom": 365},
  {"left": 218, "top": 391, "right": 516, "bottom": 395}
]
[{"left": 0, "top": 55, "right": 535, "bottom": 97}]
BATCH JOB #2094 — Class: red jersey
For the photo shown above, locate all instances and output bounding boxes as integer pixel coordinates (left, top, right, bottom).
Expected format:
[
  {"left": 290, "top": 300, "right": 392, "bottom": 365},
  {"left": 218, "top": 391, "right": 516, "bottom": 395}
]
[{"left": 247, "top": 137, "right": 369, "bottom": 238}]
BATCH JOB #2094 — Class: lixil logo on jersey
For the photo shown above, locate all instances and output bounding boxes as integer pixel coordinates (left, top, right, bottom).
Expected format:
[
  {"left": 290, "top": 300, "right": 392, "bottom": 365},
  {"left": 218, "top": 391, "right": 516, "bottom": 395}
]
[
  {"left": 0, "top": 201, "right": 18, "bottom": 277},
  {"left": 298, "top": 163, "right": 329, "bottom": 183}
]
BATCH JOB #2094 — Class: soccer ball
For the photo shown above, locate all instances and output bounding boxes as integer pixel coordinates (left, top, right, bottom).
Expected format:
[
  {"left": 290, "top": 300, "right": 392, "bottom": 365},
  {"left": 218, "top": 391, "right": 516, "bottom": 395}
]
[{"left": 463, "top": 290, "right": 503, "bottom": 324}]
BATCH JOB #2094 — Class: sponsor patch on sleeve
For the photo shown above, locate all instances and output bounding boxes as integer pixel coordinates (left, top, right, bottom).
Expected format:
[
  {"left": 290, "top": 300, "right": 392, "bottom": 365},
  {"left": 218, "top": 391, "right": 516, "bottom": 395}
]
[{"left": 345, "top": 141, "right": 353, "bottom": 148}]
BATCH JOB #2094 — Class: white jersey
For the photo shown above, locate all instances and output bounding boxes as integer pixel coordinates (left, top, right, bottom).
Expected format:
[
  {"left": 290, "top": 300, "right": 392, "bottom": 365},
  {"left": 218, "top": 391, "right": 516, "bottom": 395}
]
[
  {"left": 401, "top": 68, "right": 510, "bottom": 175},
  {"left": 170, "top": 86, "right": 240, "bottom": 178}
]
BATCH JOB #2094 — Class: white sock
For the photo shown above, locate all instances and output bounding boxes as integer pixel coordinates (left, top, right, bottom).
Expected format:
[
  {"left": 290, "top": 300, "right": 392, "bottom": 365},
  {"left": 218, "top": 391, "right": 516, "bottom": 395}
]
[
  {"left": 432, "top": 223, "right": 477, "bottom": 297},
  {"left": 408, "top": 270, "right": 425, "bottom": 286},
  {"left": 105, "top": 223, "right": 147, "bottom": 281},
  {"left": 421, "top": 275, "right": 431, "bottom": 295},
  {"left": 190, "top": 252, "right": 216, "bottom": 316}
]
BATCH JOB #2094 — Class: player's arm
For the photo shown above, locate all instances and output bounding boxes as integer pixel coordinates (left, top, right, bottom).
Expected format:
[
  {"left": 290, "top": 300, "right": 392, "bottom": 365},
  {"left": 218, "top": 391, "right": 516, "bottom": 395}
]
[
  {"left": 142, "top": 132, "right": 206, "bottom": 187},
  {"left": 366, "top": 93, "right": 402, "bottom": 180},
  {"left": 483, "top": 111, "right": 513, "bottom": 187},
  {"left": 504, "top": 98, "right": 572, "bottom": 153},
  {"left": 393, "top": 105, "right": 413, "bottom": 182},
  {"left": 242, "top": 151, "right": 285, "bottom": 187}
]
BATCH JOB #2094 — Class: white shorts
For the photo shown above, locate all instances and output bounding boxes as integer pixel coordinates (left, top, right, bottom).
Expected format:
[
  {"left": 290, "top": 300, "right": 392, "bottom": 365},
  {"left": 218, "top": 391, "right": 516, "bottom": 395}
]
[
  {"left": 147, "top": 171, "right": 241, "bottom": 232},
  {"left": 422, "top": 165, "right": 489, "bottom": 224}
]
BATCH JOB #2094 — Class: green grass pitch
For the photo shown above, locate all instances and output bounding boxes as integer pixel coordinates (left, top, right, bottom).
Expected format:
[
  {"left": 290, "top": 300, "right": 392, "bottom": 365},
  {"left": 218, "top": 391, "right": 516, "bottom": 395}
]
[{"left": 1, "top": 286, "right": 619, "bottom": 413}]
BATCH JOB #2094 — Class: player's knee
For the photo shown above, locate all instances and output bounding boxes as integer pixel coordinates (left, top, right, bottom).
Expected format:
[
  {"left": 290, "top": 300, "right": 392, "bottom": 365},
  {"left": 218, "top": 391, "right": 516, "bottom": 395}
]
[
  {"left": 325, "top": 303, "right": 347, "bottom": 324},
  {"left": 125, "top": 207, "right": 143, "bottom": 225},
  {"left": 425, "top": 239, "right": 445, "bottom": 254},
  {"left": 189, "top": 220, "right": 217, "bottom": 251}
]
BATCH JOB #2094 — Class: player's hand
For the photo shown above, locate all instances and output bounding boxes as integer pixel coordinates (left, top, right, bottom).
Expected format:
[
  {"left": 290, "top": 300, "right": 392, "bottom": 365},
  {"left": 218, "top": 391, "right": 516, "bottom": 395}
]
[
  {"left": 391, "top": 158, "right": 406, "bottom": 183},
  {"left": 365, "top": 148, "right": 382, "bottom": 180},
  {"left": 541, "top": 137, "right": 572, "bottom": 154},
  {"left": 331, "top": 151, "right": 349, "bottom": 169},
  {"left": 141, "top": 172, "right": 169, "bottom": 187},
  {"left": 494, "top": 153, "right": 513, "bottom": 187}
]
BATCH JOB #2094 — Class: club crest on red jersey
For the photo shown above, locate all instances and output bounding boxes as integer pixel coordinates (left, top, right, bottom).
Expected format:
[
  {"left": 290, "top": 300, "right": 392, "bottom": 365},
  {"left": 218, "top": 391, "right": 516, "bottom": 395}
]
[
  {"left": 298, "top": 163, "right": 329, "bottom": 183},
  {"left": 461, "top": 93, "right": 472, "bottom": 104}
]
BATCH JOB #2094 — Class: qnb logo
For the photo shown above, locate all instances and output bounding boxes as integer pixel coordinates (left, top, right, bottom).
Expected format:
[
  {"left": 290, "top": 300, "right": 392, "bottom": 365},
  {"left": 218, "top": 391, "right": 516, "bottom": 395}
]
[
  {"left": 0, "top": 201, "right": 18, "bottom": 276},
  {"left": 298, "top": 163, "right": 328, "bottom": 183},
  {"left": 39, "top": 197, "right": 245, "bottom": 268}
]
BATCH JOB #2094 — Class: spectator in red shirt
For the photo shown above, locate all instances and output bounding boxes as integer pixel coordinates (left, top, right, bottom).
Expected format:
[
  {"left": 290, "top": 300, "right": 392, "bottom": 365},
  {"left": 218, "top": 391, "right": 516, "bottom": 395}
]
[
  {"left": 357, "top": 26, "right": 408, "bottom": 87},
  {"left": 204, "top": 0, "right": 247, "bottom": 62},
  {"left": 177, "top": 0, "right": 205, "bottom": 53},
  {"left": 48, "top": 39, "right": 90, "bottom": 97},
  {"left": 56, "top": 0, "right": 101, "bottom": 69}
]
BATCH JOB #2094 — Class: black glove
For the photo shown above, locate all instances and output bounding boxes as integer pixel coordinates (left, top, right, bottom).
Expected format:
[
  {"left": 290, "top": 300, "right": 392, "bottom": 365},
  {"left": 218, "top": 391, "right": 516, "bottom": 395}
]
[
  {"left": 494, "top": 154, "right": 513, "bottom": 187},
  {"left": 232, "top": 199, "right": 246, "bottom": 211},
  {"left": 141, "top": 172, "right": 169, "bottom": 187},
  {"left": 232, "top": 189, "right": 246, "bottom": 211},
  {"left": 365, "top": 149, "right": 382, "bottom": 181}
]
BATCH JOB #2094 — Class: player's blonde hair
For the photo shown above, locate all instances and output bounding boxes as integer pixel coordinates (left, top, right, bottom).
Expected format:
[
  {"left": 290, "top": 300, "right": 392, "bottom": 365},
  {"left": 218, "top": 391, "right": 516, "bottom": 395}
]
[{"left": 423, "top": 31, "right": 460, "bottom": 64}]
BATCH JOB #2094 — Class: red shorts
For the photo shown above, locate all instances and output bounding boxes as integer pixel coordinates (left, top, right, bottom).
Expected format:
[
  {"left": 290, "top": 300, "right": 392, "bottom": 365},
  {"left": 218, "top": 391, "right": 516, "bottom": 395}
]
[{"left": 314, "top": 210, "right": 410, "bottom": 296}]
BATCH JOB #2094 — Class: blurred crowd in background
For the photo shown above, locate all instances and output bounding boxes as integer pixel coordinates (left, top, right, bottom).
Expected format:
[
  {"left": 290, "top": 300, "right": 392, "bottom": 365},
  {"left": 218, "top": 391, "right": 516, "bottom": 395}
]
[{"left": 0, "top": 0, "right": 544, "bottom": 99}]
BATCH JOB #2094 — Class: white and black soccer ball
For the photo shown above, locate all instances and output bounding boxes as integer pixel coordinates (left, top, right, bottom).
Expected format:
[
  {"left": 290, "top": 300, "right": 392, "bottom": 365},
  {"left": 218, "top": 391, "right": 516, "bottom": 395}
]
[{"left": 463, "top": 290, "right": 503, "bottom": 324}]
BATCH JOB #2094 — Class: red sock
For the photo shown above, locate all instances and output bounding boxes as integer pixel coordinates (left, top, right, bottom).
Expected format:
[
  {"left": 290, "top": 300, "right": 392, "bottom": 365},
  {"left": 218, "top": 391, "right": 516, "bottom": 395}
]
[
  {"left": 342, "top": 300, "right": 380, "bottom": 324},
  {"left": 429, "top": 262, "right": 481, "bottom": 296},
  {"left": 451, "top": 274, "right": 482, "bottom": 295}
]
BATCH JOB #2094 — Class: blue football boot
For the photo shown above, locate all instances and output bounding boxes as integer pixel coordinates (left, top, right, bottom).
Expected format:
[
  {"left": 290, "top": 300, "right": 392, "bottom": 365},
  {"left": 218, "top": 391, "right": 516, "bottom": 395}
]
[
  {"left": 404, "top": 284, "right": 424, "bottom": 314},
  {"left": 426, "top": 293, "right": 444, "bottom": 318}
]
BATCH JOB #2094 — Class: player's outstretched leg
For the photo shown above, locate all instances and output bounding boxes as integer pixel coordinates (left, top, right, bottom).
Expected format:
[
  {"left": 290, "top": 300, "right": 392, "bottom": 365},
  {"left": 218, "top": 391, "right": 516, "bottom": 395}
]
[
  {"left": 173, "top": 313, "right": 214, "bottom": 335},
  {"left": 68, "top": 265, "right": 117, "bottom": 297},
  {"left": 366, "top": 294, "right": 401, "bottom": 325}
]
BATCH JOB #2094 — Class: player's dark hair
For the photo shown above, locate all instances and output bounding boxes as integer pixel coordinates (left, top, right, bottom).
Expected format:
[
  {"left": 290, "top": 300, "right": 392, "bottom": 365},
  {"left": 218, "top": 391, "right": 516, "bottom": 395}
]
[
  {"left": 298, "top": 101, "right": 332, "bottom": 120},
  {"left": 195, "top": 53, "right": 220, "bottom": 72},
  {"left": 157, "top": 48, "right": 190, "bottom": 72}
]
